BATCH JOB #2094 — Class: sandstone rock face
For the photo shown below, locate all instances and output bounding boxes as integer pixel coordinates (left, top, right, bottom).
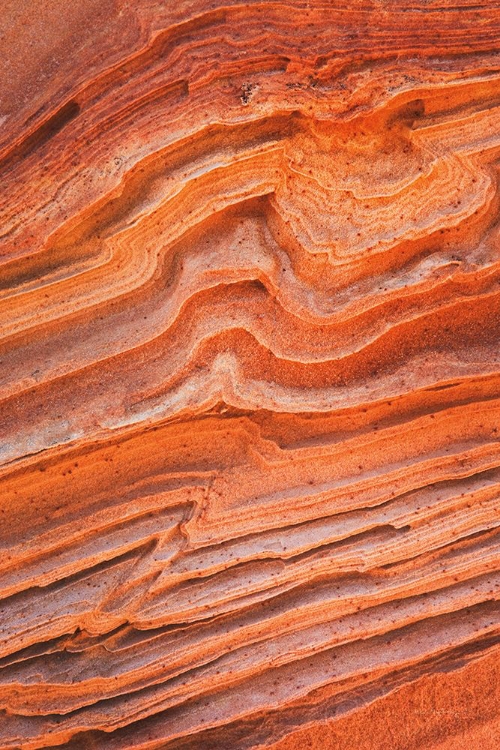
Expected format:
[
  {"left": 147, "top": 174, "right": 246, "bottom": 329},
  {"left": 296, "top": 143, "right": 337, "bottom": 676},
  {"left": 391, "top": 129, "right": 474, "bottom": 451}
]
[{"left": 1, "top": 2, "right": 500, "bottom": 748}]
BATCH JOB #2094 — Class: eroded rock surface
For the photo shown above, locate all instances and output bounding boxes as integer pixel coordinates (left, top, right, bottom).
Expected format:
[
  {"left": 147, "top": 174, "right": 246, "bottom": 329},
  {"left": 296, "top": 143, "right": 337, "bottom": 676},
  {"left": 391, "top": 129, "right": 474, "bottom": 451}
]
[{"left": 0, "top": 1, "right": 499, "bottom": 748}]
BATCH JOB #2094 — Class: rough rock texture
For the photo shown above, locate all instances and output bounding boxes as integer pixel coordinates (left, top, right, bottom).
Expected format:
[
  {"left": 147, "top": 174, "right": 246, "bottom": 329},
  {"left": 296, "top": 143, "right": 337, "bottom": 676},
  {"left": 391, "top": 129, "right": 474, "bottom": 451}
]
[{"left": 1, "top": 1, "right": 500, "bottom": 748}]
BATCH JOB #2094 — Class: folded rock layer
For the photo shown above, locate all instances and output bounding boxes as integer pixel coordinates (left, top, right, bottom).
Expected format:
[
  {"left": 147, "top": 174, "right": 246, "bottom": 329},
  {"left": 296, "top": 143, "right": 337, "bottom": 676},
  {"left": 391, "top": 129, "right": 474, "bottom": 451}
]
[{"left": 1, "top": 1, "right": 499, "bottom": 748}]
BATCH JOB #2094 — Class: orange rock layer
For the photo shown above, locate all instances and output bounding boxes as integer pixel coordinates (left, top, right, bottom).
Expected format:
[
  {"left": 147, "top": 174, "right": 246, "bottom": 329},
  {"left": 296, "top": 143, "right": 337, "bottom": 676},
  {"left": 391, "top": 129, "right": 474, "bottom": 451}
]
[{"left": 0, "top": 1, "right": 500, "bottom": 748}]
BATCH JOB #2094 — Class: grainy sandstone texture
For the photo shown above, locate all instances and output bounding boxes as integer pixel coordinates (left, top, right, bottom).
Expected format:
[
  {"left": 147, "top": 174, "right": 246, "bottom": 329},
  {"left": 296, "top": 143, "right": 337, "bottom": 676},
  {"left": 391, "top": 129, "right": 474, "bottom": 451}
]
[{"left": 0, "top": 1, "right": 499, "bottom": 748}]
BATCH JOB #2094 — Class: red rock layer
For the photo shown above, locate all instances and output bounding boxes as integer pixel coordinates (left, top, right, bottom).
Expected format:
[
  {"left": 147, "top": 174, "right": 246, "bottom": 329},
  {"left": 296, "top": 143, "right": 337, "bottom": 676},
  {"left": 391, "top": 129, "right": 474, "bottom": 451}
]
[{"left": 0, "top": 1, "right": 499, "bottom": 748}]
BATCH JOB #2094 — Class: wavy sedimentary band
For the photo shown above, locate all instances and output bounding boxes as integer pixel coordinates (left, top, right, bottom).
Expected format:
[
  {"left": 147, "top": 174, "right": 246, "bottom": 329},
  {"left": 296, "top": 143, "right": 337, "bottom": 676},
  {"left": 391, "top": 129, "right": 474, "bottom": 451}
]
[{"left": 1, "top": 1, "right": 500, "bottom": 748}]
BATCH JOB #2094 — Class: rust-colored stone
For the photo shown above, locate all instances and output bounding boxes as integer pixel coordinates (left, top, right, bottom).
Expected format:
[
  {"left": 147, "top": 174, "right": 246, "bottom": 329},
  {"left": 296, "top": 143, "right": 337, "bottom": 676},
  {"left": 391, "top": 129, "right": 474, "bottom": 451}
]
[{"left": 1, "top": 1, "right": 499, "bottom": 748}]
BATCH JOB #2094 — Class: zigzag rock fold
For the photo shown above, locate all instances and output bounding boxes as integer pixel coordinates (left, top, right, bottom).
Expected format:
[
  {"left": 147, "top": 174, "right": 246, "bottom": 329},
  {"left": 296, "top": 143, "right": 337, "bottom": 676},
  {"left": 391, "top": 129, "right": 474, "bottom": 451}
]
[{"left": 1, "top": 1, "right": 500, "bottom": 748}]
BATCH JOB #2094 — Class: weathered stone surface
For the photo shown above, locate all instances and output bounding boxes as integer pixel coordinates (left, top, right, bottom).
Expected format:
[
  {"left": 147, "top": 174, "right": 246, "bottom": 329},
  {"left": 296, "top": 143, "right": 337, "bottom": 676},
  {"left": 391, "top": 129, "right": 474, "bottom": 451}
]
[{"left": 0, "top": 1, "right": 499, "bottom": 747}]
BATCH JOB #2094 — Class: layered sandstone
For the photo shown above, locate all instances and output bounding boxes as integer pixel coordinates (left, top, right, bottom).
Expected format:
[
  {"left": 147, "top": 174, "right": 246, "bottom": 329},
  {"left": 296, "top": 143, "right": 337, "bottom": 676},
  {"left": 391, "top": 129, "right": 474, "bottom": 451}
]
[{"left": 0, "top": 1, "right": 499, "bottom": 748}]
